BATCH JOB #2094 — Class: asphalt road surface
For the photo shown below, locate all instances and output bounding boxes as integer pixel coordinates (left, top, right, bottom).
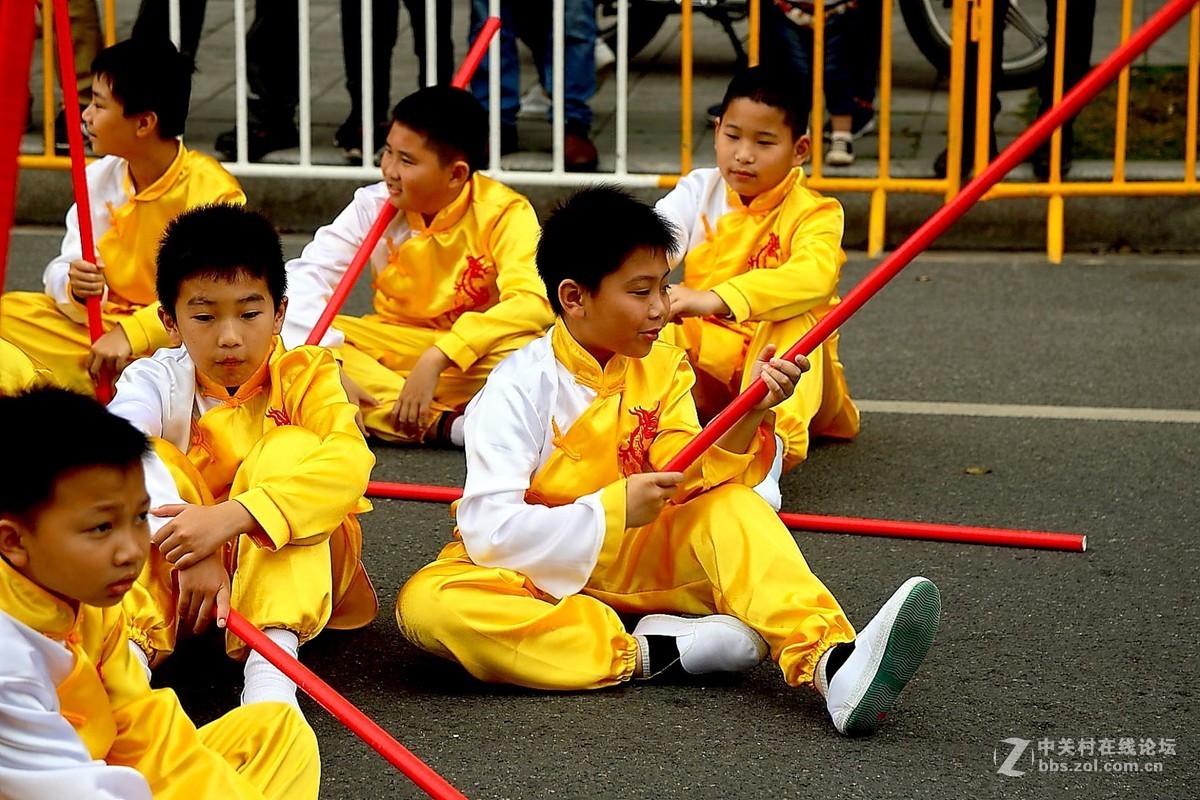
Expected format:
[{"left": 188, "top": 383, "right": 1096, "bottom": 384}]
[{"left": 4, "top": 230, "right": 1197, "bottom": 800}]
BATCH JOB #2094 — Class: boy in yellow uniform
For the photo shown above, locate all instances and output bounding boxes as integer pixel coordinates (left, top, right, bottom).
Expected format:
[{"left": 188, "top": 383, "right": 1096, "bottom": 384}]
[
  {"left": 108, "top": 204, "right": 377, "bottom": 710},
  {"left": 1, "top": 38, "right": 245, "bottom": 396},
  {"left": 0, "top": 387, "right": 318, "bottom": 799},
  {"left": 655, "top": 66, "right": 859, "bottom": 508},
  {"left": 283, "top": 86, "right": 554, "bottom": 445},
  {"left": 397, "top": 188, "right": 941, "bottom": 736}
]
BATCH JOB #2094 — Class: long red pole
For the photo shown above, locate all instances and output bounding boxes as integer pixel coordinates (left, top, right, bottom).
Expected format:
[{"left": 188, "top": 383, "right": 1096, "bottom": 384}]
[
  {"left": 0, "top": 0, "right": 36, "bottom": 302},
  {"left": 663, "top": 0, "right": 1200, "bottom": 474},
  {"left": 51, "top": 0, "right": 110, "bottom": 402},
  {"left": 304, "top": 16, "right": 503, "bottom": 347},
  {"left": 364, "top": 480, "right": 1086, "bottom": 552},
  {"left": 225, "top": 610, "right": 469, "bottom": 800}
]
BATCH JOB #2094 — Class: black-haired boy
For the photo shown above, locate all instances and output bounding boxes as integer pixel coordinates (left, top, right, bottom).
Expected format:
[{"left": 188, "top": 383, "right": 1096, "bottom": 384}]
[
  {"left": 283, "top": 85, "right": 553, "bottom": 444},
  {"left": 397, "top": 187, "right": 940, "bottom": 736},
  {"left": 0, "top": 388, "right": 318, "bottom": 799},
  {"left": 107, "top": 204, "right": 377, "bottom": 712},
  {"left": 656, "top": 66, "right": 860, "bottom": 508},
  {"left": 1, "top": 38, "right": 245, "bottom": 397}
]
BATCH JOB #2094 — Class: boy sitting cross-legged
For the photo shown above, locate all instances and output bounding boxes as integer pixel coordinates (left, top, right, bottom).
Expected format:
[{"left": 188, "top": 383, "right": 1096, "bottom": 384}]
[
  {"left": 655, "top": 66, "right": 860, "bottom": 508},
  {"left": 397, "top": 187, "right": 941, "bottom": 736},
  {"left": 282, "top": 85, "right": 554, "bottom": 445},
  {"left": 0, "top": 37, "right": 245, "bottom": 396},
  {"left": 0, "top": 388, "right": 318, "bottom": 799},
  {"left": 108, "top": 204, "right": 377, "bottom": 711}
]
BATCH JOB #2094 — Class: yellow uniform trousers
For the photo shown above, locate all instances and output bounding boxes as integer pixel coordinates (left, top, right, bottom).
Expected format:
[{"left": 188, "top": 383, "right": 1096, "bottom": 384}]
[
  {"left": 0, "top": 338, "right": 49, "bottom": 394},
  {"left": 335, "top": 313, "right": 537, "bottom": 443},
  {"left": 126, "top": 427, "right": 377, "bottom": 663},
  {"left": 397, "top": 484, "right": 855, "bottom": 691},
  {"left": 664, "top": 311, "right": 860, "bottom": 470},
  {"left": 0, "top": 291, "right": 154, "bottom": 396},
  {"left": 111, "top": 699, "right": 320, "bottom": 800},
  {"left": 186, "top": 703, "right": 320, "bottom": 800}
]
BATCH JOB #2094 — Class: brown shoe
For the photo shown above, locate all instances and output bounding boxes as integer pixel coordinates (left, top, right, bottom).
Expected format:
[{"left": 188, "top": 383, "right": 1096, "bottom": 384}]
[{"left": 564, "top": 132, "right": 598, "bottom": 172}]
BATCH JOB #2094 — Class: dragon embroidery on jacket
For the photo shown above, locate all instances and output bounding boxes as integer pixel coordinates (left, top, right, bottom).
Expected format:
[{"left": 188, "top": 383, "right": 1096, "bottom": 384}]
[
  {"left": 434, "top": 254, "right": 497, "bottom": 326},
  {"left": 265, "top": 407, "right": 291, "bottom": 427},
  {"left": 617, "top": 402, "right": 661, "bottom": 476},
  {"left": 747, "top": 232, "right": 782, "bottom": 270}
]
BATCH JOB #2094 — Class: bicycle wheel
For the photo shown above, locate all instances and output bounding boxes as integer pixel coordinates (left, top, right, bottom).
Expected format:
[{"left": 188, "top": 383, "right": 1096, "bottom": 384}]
[
  {"left": 898, "top": 0, "right": 1047, "bottom": 90},
  {"left": 596, "top": 1, "right": 671, "bottom": 60}
]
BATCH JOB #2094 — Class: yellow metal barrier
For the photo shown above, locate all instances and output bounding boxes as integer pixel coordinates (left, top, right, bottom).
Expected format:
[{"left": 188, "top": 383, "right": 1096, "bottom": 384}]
[
  {"left": 17, "top": 0, "right": 1200, "bottom": 262},
  {"left": 802, "top": 0, "right": 1199, "bottom": 262}
]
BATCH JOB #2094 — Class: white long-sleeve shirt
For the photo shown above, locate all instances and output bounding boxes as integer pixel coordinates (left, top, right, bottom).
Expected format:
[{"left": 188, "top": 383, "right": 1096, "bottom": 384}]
[
  {"left": 653, "top": 166, "right": 730, "bottom": 268},
  {"left": 43, "top": 155, "right": 135, "bottom": 321},
  {"left": 456, "top": 331, "right": 611, "bottom": 599},
  {"left": 280, "top": 182, "right": 404, "bottom": 350},
  {"left": 0, "top": 611, "right": 151, "bottom": 800}
]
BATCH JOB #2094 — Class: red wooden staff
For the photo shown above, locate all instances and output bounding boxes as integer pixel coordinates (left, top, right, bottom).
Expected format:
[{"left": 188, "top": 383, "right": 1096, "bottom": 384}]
[
  {"left": 365, "top": 481, "right": 1086, "bottom": 552},
  {"left": 225, "top": 611, "right": 468, "bottom": 800},
  {"left": 305, "top": 16, "right": 503, "bottom": 347},
  {"left": 0, "top": 0, "right": 36, "bottom": 301},
  {"left": 51, "top": 0, "right": 110, "bottom": 402},
  {"left": 662, "top": 0, "right": 1200, "bottom": 475}
]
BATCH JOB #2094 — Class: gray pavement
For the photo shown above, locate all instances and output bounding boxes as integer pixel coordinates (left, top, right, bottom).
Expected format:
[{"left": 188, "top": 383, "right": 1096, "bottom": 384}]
[
  {"left": 14, "top": 0, "right": 1200, "bottom": 250},
  {"left": 3, "top": 230, "right": 1197, "bottom": 800}
]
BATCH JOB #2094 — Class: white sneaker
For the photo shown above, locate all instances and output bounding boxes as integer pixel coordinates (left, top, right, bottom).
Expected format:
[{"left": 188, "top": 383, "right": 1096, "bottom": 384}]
[
  {"left": 752, "top": 433, "right": 785, "bottom": 511},
  {"left": 826, "top": 136, "right": 855, "bottom": 166},
  {"left": 595, "top": 39, "right": 617, "bottom": 71},
  {"left": 823, "top": 577, "right": 941, "bottom": 736},
  {"left": 517, "top": 85, "right": 551, "bottom": 120},
  {"left": 633, "top": 614, "right": 768, "bottom": 676}
]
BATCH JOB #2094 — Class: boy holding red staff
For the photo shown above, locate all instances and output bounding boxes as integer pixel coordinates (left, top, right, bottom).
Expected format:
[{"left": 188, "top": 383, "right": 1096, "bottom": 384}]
[
  {"left": 0, "top": 387, "right": 319, "bottom": 799},
  {"left": 282, "top": 86, "right": 553, "bottom": 445},
  {"left": 108, "top": 204, "right": 377, "bottom": 713},
  {"left": 0, "top": 38, "right": 244, "bottom": 397},
  {"left": 655, "top": 67, "right": 860, "bottom": 508},
  {"left": 397, "top": 187, "right": 940, "bottom": 736}
]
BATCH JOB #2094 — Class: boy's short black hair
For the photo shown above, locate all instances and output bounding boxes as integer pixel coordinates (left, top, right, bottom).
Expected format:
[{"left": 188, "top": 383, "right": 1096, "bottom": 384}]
[
  {"left": 717, "top": 65, "right": 812, "bottom": 138},
  {"left": 91, "top": 37, "right": 195, "bottom": 139},
  {"left": 391, "top": 86, "right": 487, "bottom": 174},
  {"left": 156, "top": 204, "right": 286, "bottom": 316},
  {"left": 0, "top": 388, "right": 149, "bottom": 518},
  {"left": 536, "top": 186, "right": 680, "bottom": 315}
]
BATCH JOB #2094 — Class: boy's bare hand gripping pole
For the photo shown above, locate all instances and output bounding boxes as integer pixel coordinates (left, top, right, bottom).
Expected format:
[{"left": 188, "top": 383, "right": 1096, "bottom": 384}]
[
  {"left": 304, "top": 16, "right": 503, "bottom": 347},
  {"left": 663, "top": 0, "right": 1198, "bottom": 497},
  {"left": 51, "top": 0, "right": 109, "bottom": 402},
  {"left": 225, "top": 610, "right": 469, "bottom": 800}
]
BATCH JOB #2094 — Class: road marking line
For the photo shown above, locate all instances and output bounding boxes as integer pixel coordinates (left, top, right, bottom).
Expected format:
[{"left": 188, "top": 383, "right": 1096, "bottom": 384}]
[{"left": 856, "top": 400, "right": 1200, "bottom": 424}]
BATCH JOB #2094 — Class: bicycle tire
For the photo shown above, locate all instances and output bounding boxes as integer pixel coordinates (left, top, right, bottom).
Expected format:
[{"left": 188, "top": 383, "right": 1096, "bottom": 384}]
[{"left": 898, "top": 0, "right": 1046, "bottom": 90}]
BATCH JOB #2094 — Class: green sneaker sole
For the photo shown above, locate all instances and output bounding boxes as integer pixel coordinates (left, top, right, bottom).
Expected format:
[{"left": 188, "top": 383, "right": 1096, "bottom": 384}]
[{"left": 844, "top": 579, "right": 942, "bottom": 736}]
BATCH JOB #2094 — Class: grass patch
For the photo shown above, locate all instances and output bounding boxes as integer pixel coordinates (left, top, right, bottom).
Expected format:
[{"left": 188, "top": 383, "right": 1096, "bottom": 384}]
[{"left": 1022, "top": 65, "right": 1197, "bottom": 160}]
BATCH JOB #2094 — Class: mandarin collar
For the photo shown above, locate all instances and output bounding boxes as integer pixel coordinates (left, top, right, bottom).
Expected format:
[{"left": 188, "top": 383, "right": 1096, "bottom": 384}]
[
  {"left": 0, "top": 556, "right": 80, "bottom": 640},
  {"left": 403, "top": 173, "right": 475, "bottom": 234},
  {"left": 724, "top": 166, "right": 802, "bottom": 215},
  {"left": 122, "top": 141, "right": 187, "bottom": 203},
  {"left": 195, "top": 337, "right": 281, "bottom": 404},
  {"left": 551, "top": 320, "right": 629, "bottom": 397}
]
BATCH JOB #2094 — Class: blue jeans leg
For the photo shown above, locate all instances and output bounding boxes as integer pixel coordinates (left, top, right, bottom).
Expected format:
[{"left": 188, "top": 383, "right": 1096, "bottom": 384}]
[
  {"left": 469, "top": 0, "right": 520, "bottom": 127},
  {"left": 534, "top": 0, "right": 596, "bottom": 133}
]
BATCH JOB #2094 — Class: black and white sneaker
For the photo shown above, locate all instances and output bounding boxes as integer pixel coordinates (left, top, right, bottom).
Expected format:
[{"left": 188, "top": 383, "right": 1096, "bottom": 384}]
[
  {"left": 826, "top": 136, "right": 855, "bottom": 167},
  {"left": 818, "top": 577, "right": 941, "bottom": 735},
  {"left": 633, "top": 614, "right": 768, "bottom": 679}
]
